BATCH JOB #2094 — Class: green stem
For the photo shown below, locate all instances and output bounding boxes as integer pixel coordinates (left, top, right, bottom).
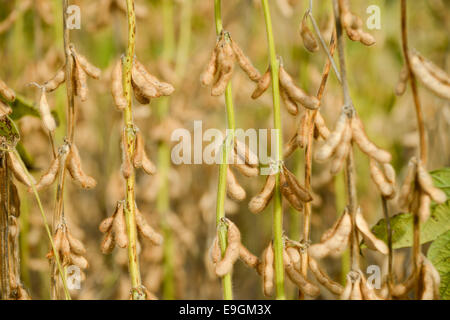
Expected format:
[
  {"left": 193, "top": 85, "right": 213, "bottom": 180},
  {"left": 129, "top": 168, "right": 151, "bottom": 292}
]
[
  {"left": 214, "top": 0, "right": 235, "bottom": 301},
  {"left": 157, "top": 0, "right": 178, "bottom": 300},
  {"left": 123, "top": 0, "right": 143, "bottom": 299},
  {"left": 260, "top": 0, "right": 285, "bottom": 300}
]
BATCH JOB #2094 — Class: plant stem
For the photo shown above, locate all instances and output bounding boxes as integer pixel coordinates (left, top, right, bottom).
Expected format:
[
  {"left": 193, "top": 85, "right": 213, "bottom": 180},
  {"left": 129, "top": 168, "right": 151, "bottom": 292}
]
[
  {"left": 400, "top": 0, "right": 426, "bottom": 299},
  {"left": 123, "top": 0, "right": 143, "bottom": 299},
  {"left": 332, "top": 0, "right": 359, "bottom": 271},
  {"left": 299, "top": 30, "right": 336, "bottom": 299},
  {"left": 157, "top": 0, "right": 176, "bottom": 300},
  {"left": 260, "top": 0, "right": 285, "bottom": 300},
  {"left": 307, "top": 1, "right": 341, "bottom": 83},
  {"left": 50, "top": 0, "right": 76, "bottom": 299},
  {"left": 214, "top": 0, "right": 235, "bottom": 301}
]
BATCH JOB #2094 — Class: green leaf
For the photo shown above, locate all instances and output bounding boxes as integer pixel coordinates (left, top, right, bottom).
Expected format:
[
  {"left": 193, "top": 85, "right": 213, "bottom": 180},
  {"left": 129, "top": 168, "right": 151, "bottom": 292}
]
[
  {"left": 427, "top": 230, "right": 450, "bottom": 300},
  {"left": 4, "top": 94, "right": 40, "bottom": 120},
  {"left": 430, "top": 168, "right": 450, "bottom": 199},
  {"left": 371, "top": 168, "right": 450, "bottom": 249},
  {"left": 0, "top": 115, "right": 20, "bottom": 151}
]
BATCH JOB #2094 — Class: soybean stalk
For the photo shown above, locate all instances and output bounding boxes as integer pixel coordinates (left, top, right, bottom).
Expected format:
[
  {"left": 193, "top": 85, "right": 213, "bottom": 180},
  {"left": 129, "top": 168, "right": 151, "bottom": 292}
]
[
  {"left": 122, "top": 0, "right": 143, "bottom": 300},
  {"left": 214, "top": 0, "right": 235, "bottom": 301},
  {"left": 332, "top": 0, "right": 359, "bottom": 271},
  {"left": 299, "top": 30, "right": 337, "bottom": 299},
  {"left": 260, "top": 0, "right": 285, "bottom": 300},
  {"left": 400, "top": 0, "right": 426, "bottom": 298},
  {"left": 50, "top": 0, "right": 77, "bottom": 299}
]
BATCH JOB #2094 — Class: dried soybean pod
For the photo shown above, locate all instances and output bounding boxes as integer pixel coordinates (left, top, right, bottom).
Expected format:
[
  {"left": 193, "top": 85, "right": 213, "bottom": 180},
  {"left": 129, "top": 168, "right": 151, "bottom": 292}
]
[
  {"left": 132, "top": 80, "right": 151, "bottom": 104},
  {"left": 200, "top": 45, "right": 218, "bottom": 86},
  {"left": 7, "top": 152, "right": 36, "bottom": 187},
  {"left": 314, "top": 112, "right": 331, "bottom": 140},
  {"left": 330, "top": 123, "right": 352, "bottom": 175},
  {"left": 251, "top": 67, "right": 271, "bottom": 99},
  {"left": 60, "top": 232, "right": 71, "bottom": 264},
  {"left": 121, "top": 129, "right": 133, "bottom": 179},
  {"left": 284, "top": 250, "right": 320, "bottom": 297},
  {"left": 296, "top": 113, "right": 309, "bottom": 149},
  {"left": 286, "top": 247, "right": 301, "bottom": 272},
  {"left": 211, "top": 67, "right": 234, "bottom": 97},
  {"left": 101, "top": 231, "right": 115, "bottom": 254},
  {"left": 309, "top": 256, "right": 344, "bottom": 295},
  {"left": 113, "top": 201, "right": 128, "bottom": 248},
  {"left": 351, "top": 116, "right": 392, "bottom": 163},
  {"left": 280, "top": 86, "right": 299, "bottom": 116},
  {"left": 39, "top": 90, "right": 56, "bottom": 132},
  {"left": 283, "top": 133, "right": 299, "bottom": 158},
  {"left": 70, "top": 253, "right": 89, "bottom": 269},
  {"left": 383, "top": 163, "right": 396, "bottom": 185},
  {"left": 133, "top": 130, "right": 145, "bottom": 168},
  {"left": 44, "top": 69, "right": 66, "bottom": 92},
  {"left": 350, "top": 275, "right": 363, "bottom": 300},
  {"left": 283, "top": 165, "right": 312, "bottom": 202},
  {"left": 359, "top": 271, "right": 383, "bottom": 300},
  {"left": 0, "top": 100, "right": 12, "bottom": 117},
  {"left": 132, "top": 63, "right": 160, "bottom": 99},
  {"left": 232, "top": 163, "right": 258, "bottom": 178},
  {"left": 67, "top": 144, "right": 97, "bottom": 189},
  {"left": 355, "top": 208, "right": 388, "bottom": 254},
  {"left": 234, "top": 139, "right": 259, "bottom": 167},
  {"left": 263, "top": 242, "right": 274, "bottom": 297},
  {"left": 215, "top": 219, "right": 241, "bottom": 277},
  {"left": 239, "top": 244, "right": 261, "bottom": 272},
  {"left": 73, "top": 58, "right": 88, "bottom": 101},
  {"left": 390, "top": 270, "right": 418, "bottom": 297},
  {"left": 141, "top": 151, "right": 157, "bottom": 175},
  {"left": 99, "top": 216, "right": 114, "bottom": 233},
  {"left": 67, "top": 231, "right": 86, "bottom": 256},
  {"left": 417, "top": 163, "right": 446, "bottom": 203},
  {"left": 398, "top": 158, "right": 417, "bottom": 209},
  {"left": 0, "top": 77, "right": 15, "bottom": 102},
  {"left": 134, "top": 60, "right": 174, "bottom": 96},
  {"left": 226, "top": 167, "right": 246, "bottom": 201},
  {"left": 315, "top": 112, "right": 348, "bottom": 162},
  {"left": 418, "top": 193, "right": 431, "bottom": 223},
  {"left": 249, "top": 175, "right": 275, "bottom": 214},
  {"left": 230, "top": 39, "right": 261, "bottom": 81},
  {"left": 359, "top": 31, "right": 376, "bottom": 46},
  {"left": 410, "top": 52, "right": 450, "bottom": 100},
  {"left": 280, "top": 170, "right": 303, "bottom": 211},
  {"left": 70, "top": 45, "right": 101, "bottom": 79},
  {"left": 111, "top": 59, "right": 127, "bottom": 110},
  {"left": 135, "top": 207, "right": 163, "bottom": 245},
  {"left": 51, "top": 228, "right": 63, "bottom": 258},
  {"left": 210, "top": 236, "right": 221, "bottom": 265},
  {"left": 300, "top": 12, "right": 319, "bottom": 52},
  {"left": 340, "top": 273, "right": 353, "bottom": 300},
  {"left": 369, "top": 159, "right": 395, "bottom": 199},
  {"left": 418, "top": 52, "right": 450, "bottom": 85},
  {"left": 279, "top": 66, "right": 319, "bottom": 110},
  {"left": 33, "top": 156, "right": 60, "bottom": 191},
  {"left": 308, "top": 209, "right": 352, "bottom": 259}
]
